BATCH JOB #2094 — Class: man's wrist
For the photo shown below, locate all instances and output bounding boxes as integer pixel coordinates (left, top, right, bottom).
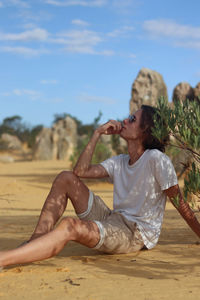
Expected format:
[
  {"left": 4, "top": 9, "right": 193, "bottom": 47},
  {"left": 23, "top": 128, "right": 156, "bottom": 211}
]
[{"left": 93, "top": 129, "right": 101, "bottom": 138}]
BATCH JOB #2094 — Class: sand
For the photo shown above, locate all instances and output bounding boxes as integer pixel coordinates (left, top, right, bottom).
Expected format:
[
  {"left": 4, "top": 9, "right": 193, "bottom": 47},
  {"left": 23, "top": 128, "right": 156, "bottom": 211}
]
[{"left": 0, "top": 159, "right": 200, "bottom": 300}]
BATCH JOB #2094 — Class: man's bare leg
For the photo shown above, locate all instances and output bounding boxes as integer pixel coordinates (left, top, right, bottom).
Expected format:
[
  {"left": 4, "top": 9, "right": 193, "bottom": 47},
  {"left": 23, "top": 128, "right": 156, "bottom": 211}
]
[
  {"left": 30, "top": 171, "right": 90, "bottom": 241},
  {"left": 0, "top": 217, "right": 100, "bottom": 268}
]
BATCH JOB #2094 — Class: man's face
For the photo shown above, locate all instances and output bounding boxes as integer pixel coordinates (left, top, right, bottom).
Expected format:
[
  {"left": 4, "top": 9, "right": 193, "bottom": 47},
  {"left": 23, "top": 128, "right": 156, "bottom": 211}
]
[{"left": 120, "top": 109, "right": 144, "bottom": 142}]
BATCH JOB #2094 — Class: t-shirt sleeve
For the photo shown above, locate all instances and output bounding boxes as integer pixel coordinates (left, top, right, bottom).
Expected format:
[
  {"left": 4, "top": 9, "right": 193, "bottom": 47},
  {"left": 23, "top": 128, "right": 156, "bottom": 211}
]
[
  {"left": 150, "top": 150, "right": 178, "bottom": 191},
  {"left": 100, "top": 155, "right": 121, "bottom": 182}
]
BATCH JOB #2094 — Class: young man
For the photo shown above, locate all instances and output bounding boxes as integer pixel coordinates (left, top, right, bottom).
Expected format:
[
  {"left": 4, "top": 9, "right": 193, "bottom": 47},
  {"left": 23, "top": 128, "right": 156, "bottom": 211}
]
[{"left": 0, "top": 105, "right": 200, "bottom": 268}]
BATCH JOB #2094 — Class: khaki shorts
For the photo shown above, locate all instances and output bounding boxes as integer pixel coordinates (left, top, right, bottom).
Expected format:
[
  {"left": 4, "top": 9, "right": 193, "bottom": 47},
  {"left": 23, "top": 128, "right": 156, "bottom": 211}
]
[{"left": 77, "top": 191, "right": 145, "bottom": 254}]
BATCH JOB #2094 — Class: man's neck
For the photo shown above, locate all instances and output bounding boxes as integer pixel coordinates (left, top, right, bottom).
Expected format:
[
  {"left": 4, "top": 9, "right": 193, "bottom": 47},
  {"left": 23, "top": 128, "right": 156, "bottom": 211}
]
[{"left": 127, "top": 141, "right": 145, "bottom": 165}]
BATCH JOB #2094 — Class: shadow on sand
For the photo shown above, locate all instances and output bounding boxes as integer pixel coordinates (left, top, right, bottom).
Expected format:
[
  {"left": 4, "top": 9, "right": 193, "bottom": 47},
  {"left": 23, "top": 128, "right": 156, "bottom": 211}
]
[{"left": 1, "top": 209, "right": 200, "bottom": 280}]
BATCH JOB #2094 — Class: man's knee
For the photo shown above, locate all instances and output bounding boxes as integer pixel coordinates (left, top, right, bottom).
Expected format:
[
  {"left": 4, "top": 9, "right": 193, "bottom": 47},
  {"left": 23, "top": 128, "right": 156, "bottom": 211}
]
[
  {"left": 52, "top": 171, "right": 89, "bottom": 210},
  {"left": 58, "top": 217, "right": 80, "bottom": 240},
  {"left": 54, "top": 171, "right": 78, "bottom": 188},
  {"left": 58, "top": 217, "right": 100, "bottom": 248}
]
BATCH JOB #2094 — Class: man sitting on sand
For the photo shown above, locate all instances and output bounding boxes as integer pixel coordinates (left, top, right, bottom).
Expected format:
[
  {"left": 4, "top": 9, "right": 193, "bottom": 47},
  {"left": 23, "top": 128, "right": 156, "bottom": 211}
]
[{"left": 0, "top": 105, "right": 200, "bottom": 268}]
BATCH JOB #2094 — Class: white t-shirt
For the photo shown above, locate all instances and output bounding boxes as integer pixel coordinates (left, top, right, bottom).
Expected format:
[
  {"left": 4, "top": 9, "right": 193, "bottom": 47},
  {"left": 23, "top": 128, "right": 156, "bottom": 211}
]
[{"left": 100, "top": 149, "right": 178, "bottom": 249}]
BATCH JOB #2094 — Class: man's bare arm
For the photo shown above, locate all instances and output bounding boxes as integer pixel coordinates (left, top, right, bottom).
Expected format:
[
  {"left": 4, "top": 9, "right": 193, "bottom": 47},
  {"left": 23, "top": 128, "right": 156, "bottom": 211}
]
[
  {"left": 164, "top": 184, "right": 200, "bottom": 239},
  {"left": 73, "top": 120, "right": 122, "bottom": 178}
]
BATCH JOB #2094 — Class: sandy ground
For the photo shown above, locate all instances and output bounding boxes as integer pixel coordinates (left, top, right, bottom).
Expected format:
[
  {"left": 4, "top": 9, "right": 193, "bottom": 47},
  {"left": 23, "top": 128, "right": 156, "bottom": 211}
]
[{"left": 0, "top": 159, "right": 200, "bottom": 300}]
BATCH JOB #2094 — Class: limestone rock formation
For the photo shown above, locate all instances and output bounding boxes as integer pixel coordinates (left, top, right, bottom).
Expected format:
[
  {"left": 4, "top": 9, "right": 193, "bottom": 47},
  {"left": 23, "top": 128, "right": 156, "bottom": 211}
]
[
  {"left": 33, "top": 116, "right": 77, "bottom": 160},
  {"left": 0, "top": 133, "right": 22, "bottom": 150},
  {"left": 118, "top": 137, "right": 127, "bottom": 153},
  {"left": 100, "top": 135, "right": 113, "bottom": 154},
  {"left": 100, "top": 134, "right": 127, "bottom": 156},
  {"left": 172, "top": 82, "right": 194, "bottom": 103},
  {"left": 33, "top": 128, "right": 53, "bottom": 160},
  {"left": 194, "top": 82, "right": 200, "bottom": 102},
  {"left": 130, "top": 68, "right": 168, "bottom": 113},
  {"left": 171, "top": 82, "right": 200, "bottom": 176},
  {"left": 52, "top": 116, "right": 77, "bottom": 160}
]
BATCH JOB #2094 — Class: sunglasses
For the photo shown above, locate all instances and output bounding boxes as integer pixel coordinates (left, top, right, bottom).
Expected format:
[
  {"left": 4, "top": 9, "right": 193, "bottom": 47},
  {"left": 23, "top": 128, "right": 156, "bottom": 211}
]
[{"left": 128, "top": 114, "right": 136, "bottom": 123}]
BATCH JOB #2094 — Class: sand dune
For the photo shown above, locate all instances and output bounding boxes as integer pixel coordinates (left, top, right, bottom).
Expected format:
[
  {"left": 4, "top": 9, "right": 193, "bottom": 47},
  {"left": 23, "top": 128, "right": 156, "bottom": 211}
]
[{"left": 0, "top": 160, "right": 200, "bottom": 300}]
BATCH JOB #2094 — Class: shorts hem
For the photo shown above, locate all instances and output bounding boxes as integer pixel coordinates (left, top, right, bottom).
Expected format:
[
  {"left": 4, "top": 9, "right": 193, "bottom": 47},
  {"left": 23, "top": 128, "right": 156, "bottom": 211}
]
[
  {"left": 92, "top": 221, "right": 105, "bottom": 250},
  {"left": 77, "top": 190, "right": 93, "bottom": 219}
]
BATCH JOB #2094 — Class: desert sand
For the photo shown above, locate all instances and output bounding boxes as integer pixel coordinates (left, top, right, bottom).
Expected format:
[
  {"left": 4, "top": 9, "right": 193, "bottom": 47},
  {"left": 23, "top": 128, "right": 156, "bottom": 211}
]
[{"left": 0, "top": 159, "right": 200, "bottom": 300}]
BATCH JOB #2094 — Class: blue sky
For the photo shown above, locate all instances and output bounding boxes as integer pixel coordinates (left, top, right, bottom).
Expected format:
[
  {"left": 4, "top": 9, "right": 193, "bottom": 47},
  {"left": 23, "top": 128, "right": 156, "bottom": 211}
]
[{"left": 0, "top": 0, "right": 200, "bottom": 128}]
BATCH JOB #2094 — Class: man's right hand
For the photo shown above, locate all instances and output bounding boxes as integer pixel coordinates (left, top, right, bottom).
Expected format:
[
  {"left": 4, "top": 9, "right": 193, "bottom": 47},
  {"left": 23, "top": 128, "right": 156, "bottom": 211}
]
[
  {"left": 96, "top": 120, "right": 122, "bottom": 136},
  {"left": 73, "top": 120, "right": 122, "bottom": 178}
]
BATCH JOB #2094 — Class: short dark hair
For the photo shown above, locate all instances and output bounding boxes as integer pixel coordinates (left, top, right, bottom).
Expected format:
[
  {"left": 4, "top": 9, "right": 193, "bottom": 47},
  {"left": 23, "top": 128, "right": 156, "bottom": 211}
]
[{"left": 140, "top": 105, "right": 169, "bottom": 152}]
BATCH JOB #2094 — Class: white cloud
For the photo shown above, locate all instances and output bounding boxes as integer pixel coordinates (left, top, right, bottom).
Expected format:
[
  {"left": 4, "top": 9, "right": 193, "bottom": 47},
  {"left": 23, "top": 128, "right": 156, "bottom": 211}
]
[
  {"left": 17, "top": 9, "right": 53, "bottom": 23},
  {"left": 175, "top": 40, "right": 200, "bottom": 50},
  {"left": 143, "top": 19, "right": 200, "bottom": 51},
  {"left": 44, "top": 0, "right": 107, "bottom": 7},
  {"left": 129, "top": 53, "right": 136, "bottom": 58},
  {"left": 1, "top": 89, "right": 64, "bottom": 103},
  {"left": 52, "top": 29, "right": 104, "bottom": 54},
  {"left": 0, "top": 27, "right": 115, "bottom": 56},
  {"left": 55, "top": 29, "right": 102, "bottom": 44},
  {"left": 51, "top": 29, "right": 115, "bottom": 55},
  {"left": 107, "top": 26, "right": 135, "bottom": 38},
  {"left": 0, "top": 46, "right": 49, "bottom": 57},
  {"left": 79, "top": 93, "right": 116, "bottom": 104},
  {"left": 143, "top": 19, "right": 200, "bottom": 40},
  {"left": 0, "top": 28, "right": 49, "bottom": 42},
  {"left": 63, "top": 45, "right": 96, "bottom": 54},
  {"left": 64, "top": 46, "right": 114, "bottom": 55},
  {"left": 0, "top": 22, "right": 128, "bottom": 56},
  {"left": 40, "top": 79, "right": 58, "bottom": 84},
  {"left": 111, "top": 0, "right": 141, "bottom": 14},
  {"left": 112, "top": 0, "right": 130, "bottom": 7},
  {"left": 0, "top": 89, "right": 43, "bottom": 100},
  {"left": 13, "top": 89, "right": 42, "bottom": 100},
  {"left": 71, "top": 19, "right": 90, "bottom": 27},
  {"left": 0, "top": 2, "right": 3, "bottom": 7},
  {"left": 11, "top": 0, "right": 30, "bottom": 7},
  {"left": 1, "top": 0, "right": 30, "bottom": 8},
  {"left": 98, "top": 49, "right": 114, "bottom": 56},
  {"left": 22, "top": 23, "right": 38, "bottom": 30}
]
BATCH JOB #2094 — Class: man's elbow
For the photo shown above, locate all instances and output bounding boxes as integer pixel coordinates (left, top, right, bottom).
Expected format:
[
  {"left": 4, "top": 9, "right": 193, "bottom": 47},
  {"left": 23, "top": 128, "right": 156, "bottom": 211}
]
[
  {"left": 73, "top": 167, "right": 81, "bottom": 177},
  {"left": 73, "top": 167, "right": 87, "bottom": 177}
]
